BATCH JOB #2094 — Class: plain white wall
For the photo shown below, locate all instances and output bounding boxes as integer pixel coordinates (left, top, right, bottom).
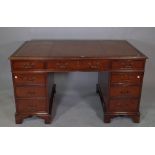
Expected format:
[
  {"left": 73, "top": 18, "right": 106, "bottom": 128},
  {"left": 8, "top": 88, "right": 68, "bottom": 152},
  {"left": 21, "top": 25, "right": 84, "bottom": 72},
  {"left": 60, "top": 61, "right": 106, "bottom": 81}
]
[{"left": 0, "top": 27, "right": 154, "bottom": 92}]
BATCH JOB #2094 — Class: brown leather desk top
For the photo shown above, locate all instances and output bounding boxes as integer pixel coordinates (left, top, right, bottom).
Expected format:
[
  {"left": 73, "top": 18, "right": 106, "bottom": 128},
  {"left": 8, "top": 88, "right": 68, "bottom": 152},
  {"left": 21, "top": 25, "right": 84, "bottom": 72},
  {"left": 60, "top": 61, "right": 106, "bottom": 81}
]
[{"left": 10, "top": 40, "right": 147, "bottom": 60}]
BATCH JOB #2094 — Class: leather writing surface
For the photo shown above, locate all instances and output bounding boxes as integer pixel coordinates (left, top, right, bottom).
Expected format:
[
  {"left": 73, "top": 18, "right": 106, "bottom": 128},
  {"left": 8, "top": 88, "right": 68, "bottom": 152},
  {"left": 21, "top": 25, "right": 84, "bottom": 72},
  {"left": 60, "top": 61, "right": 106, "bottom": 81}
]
[{"left": 10, "top": 40, "right": 147, "bottom": 60}]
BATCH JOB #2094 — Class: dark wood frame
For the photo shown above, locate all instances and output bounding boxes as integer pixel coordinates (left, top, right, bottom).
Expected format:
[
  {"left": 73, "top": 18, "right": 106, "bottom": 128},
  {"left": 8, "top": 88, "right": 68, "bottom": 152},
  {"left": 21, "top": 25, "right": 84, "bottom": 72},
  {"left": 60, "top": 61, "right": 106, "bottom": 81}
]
[{"left": 9, "top": 40, "right": 148, "bottom": 124}]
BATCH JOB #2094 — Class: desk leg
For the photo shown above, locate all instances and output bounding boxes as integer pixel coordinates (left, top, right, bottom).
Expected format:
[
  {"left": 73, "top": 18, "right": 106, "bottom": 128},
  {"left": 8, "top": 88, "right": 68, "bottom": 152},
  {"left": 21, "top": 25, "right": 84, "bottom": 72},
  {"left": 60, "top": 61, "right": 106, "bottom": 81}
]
[
  {"left": 104, "top": 114, "right": 111, "bottom": 123},
  {"left": 15, "top": 113, "right": 52, "bottom": 124},
  {"left": 15, "top": 84, "right": 56, "bottom": 124},
  {"left": 96, "top": 84, "right": 99, "bottom": 94},
  {"left": 131, "top": 114, "right": 140, "bottom": 123},
  {"left": 44, "top": 115, "right": 52, "bottom": 124},
  {"left": 49, "top": 84, "right": 56, "bottom": 115},
  {"left": 44, "top": 83, "right": 56, "bottom": 124},
  {"left": 15, "top": 114, "right": 23, "bottom": 124},
  {"left": 96, "top": 83, "right": 112, "bottom": 123}
]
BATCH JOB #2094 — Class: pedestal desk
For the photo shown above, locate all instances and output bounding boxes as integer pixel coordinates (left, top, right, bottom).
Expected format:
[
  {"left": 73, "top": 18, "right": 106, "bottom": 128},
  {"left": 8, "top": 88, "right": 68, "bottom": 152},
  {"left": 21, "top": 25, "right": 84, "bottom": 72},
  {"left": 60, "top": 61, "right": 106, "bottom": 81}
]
[{"left": 9, "top": 40, "right": 148, "bottom": 124}]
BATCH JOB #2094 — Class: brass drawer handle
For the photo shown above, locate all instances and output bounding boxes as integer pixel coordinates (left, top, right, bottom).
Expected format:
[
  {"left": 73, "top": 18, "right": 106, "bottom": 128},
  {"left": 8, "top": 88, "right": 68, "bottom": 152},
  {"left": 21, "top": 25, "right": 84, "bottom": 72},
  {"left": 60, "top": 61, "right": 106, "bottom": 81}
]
[
  {"left": 125, "top": 65, "right": 133, "bottom": 68},
  {"left": 88, "top": 62, "right": 99, "bottom": 69},
  {"left": 23, "top": 63, "right": 35, "bottom": 69},
  {"left": 56, "top": 62, "right": 68, "bottom": 69},
  {"left": 121, "top": 75, "right": 130, "bottom": 79},
  {"left": 90, "top": 66, "right": 98, "bottom": 69},
  {"left": 120, "top": 90, "right": 129, "bottom": 95},
  {"left": 116, "top": 103, "right": 122, "bottom": 106},
  {"left": 30, "top": 106, "right": 36, "bottom": 111},
  {"left": 56, "top": 62, "right": 68, "bottom": 65},
  {"left": 27, "top": 91, "right": 36, "bottom": 95},
  {"left": 23, "top": 77, "right": 36, "bottom": 82},
  {"left": 59, "top": 65, "right": 67, "bottom": 69},
  {"left": 121, "top": 61, "right": 134, "bottom": 68}
]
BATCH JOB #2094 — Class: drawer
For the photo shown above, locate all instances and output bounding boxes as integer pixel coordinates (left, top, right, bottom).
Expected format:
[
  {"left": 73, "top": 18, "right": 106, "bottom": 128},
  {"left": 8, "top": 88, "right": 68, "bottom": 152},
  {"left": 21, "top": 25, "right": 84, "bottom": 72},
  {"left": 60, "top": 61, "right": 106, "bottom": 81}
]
[
  {"left": 78, "top": 60, "right": 109, "bottom": 71},
  {"left": 16, "top": 99, "right": 47, "bottom": 113},
  {"left": 108, "top": 99, "right": 139, "bottom": 112},
  {"left": 12, "top": 60, "right": 45, "bottom": 70},
  {"left": 111, "top": 60, "right": 145, "bottom": 70},
  {"left": 47, "top": 59, "right": 109, "bottom": 71},
  {"left": 13, "top": 73, "right": 46, "bottom": 85},
  {"left": 47, "top": 60, "right": 77, "bottom": 71},
  {"left": 110, "top": 86, "right": 141, "bottom": 98},
  {"left": 15, "top": 86, "right": 46, "bottom": 98},
  {"left": 111, "top": 72, "right": 143, "bottom": 84}
]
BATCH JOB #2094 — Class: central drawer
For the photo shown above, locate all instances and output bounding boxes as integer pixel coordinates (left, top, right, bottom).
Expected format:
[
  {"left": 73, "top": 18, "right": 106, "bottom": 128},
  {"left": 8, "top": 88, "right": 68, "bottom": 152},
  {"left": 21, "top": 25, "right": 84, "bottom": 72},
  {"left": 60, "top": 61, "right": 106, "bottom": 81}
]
[
  {"left": 15, "top": 86, "right": 46, "bottom": 98},
  {"left": 47, "top": 59, "right": 109, "bottom": 71},
  {"left": 110, "top": 86, "right": 141, "bottom": 98},
  {"left": 16, "top": 99, "right": 47, "bottom": 113},
  {"left": 47, "top": 60, "right": 77, "bottom": 71}
]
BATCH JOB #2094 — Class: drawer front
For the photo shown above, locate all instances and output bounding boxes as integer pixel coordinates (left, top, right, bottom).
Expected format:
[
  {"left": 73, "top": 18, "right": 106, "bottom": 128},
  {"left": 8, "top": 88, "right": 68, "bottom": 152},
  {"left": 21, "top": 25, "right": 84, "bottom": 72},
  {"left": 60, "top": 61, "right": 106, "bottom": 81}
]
[
  {"left": 15, "top": 86, "right": 46, "bottom": 98},
  {"left": 111, "top": 72, "right": 143, "bottom": 84},
  {"left": 13, "top": 73, "right": 46, "bottom": 85},
  {"left": 12, "top": 60, "right": 44, "bottom": 70},
  {"left": 108, "top": 99, "right": 139, "bottom": 112},
  {"left": 78, "top": 60, "right": 109, "bottom": 71},
  {"left": 16, "top": 99, "right": 47, "bottom": 113},
  {"left": 47, "top": 59, "right": 109, "bottom": 71},
  {"left": 111, "top": 60, "right": 145, "bottom": 70},
  {"left": 47, "top": 60, "right": 77, "bottom": 71},
  {"left": 110, "top": 86, "right": 141, "bottom": 98}
]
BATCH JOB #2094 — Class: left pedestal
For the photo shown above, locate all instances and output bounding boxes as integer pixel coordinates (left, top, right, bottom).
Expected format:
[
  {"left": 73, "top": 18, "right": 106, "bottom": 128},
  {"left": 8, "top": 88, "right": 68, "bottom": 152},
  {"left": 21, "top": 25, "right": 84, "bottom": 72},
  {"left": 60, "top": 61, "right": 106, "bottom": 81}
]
[{"left": 11, "top": 60, "right": 56, "bottom": 124}]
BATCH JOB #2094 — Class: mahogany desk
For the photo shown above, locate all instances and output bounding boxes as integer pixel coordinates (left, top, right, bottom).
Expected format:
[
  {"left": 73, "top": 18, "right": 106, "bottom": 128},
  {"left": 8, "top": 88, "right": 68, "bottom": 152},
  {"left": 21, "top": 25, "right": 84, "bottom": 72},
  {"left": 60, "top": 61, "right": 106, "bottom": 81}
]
[{"left": 9, "top": 40, "right": 147, "bottom": 124}]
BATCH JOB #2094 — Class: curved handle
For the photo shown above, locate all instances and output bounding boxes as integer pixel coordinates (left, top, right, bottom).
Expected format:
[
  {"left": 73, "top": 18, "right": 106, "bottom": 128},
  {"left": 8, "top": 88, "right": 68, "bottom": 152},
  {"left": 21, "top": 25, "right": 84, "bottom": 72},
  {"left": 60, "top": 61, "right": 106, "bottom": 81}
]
[
  {"left": 120, "top": 90, "right": 129, "bottom": 95},
  {"left": 121, "top": 61, "right": 134, "bottom": 68},
  {"left": 56, "top": 62, "right": 68, "bottom": 69},
  {"left": 90, "top": 65, "right": 98, "bottom": 69},
  {"left": 121, "top": 75, "right": 130, "bottom": 81},
  {"left": 23, "top": 77, "right": 36, "bottom": 82},
  {"left": 30, "top": 106, "right": 36, "bottom": 112},
  {"left": 59, "top": 65, "right": 67, "bottom": 69},
  {"left": 27, "top": 91, "right": 36, "bottom": 95},
  {"left": 88, "top": 62, "right": 99, "bottom": 69},
  {"left": 23, "top": 63, "right": 35, "bottom": 69}
]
